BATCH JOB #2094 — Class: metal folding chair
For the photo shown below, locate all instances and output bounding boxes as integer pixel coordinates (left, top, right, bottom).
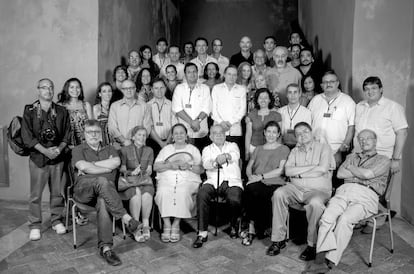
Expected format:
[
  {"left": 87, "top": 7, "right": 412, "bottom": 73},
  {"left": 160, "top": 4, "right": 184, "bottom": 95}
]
[{"left": 64, "top": 165, "right": 125, "bottom": 249}]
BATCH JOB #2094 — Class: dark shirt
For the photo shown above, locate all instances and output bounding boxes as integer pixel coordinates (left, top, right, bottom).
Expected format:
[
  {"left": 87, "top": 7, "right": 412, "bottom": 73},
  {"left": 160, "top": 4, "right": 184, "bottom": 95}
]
[
  {"left": 71, "top": 143, "right": 120, "bottom": 183},
  {"left": 265, "top": 56, "right": 275, "bottom": 67},
  {"left": 21, "top": 101, "right": 71, "bottom": 168},
  {"left": 120, "top": 144, "right": 154, "bottom": 173},
  {"left": 297, "top": 62, "right": 323, "bottom": 93},
  {"left": 230, "top": 51, "right": 254, "bottom": 67}
]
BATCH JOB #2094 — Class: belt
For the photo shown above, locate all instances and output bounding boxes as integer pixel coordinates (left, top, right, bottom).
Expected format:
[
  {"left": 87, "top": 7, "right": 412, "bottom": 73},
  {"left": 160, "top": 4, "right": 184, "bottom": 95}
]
[{"left": 355, "top": 182, "right": 380, "bottom": 196}]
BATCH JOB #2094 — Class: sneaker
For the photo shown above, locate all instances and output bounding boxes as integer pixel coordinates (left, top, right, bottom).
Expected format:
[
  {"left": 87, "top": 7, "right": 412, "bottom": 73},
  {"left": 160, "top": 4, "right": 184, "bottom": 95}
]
[
  {"left": 133, "top": 229, "right": 145, "bottom": 243},
  {"left": 29, "top": 228, "right": 41, "bottom": 241},
  {"left": 52, "top": 223, "right": 66, "bottom": 235},
  {"left": 266, "top": 240, "right": 286, "bottom": 256},
  {"left": 99, "top": 248, "right": 122, "bottom": 266}
]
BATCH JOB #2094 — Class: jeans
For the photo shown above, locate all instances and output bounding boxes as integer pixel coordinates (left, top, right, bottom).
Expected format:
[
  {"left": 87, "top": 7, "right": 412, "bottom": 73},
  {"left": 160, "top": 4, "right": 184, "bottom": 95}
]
[
  {"left": 28, "top": 160, "right": 65, "bottom": 229},
  {"left": 197, "top": 181, "right": 242, "bottom": 231},
  {"left": 74, "top": 176, "right": 127, "bottom": 248}
]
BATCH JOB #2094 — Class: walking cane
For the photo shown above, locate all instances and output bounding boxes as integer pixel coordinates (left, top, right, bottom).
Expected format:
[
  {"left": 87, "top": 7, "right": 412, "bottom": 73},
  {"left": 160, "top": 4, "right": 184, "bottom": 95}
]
[{"left": 215, "top": 163, "right": 222, "bottom": 236}]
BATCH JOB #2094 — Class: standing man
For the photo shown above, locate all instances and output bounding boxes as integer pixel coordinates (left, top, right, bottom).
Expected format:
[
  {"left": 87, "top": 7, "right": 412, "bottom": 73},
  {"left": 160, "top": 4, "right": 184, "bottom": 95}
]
[
  {"left": 21, "top": 78, "right": 71, "bottom": 240},
  {"left": 153, "top": 38, "right": 170, "bottom": 71},
  {"left": 306, "top": 129, "right": 391, "bottom": 273},
  {"left": 160, "top": 45, "right": 185, "bottom": 81},
  {"left": 172, "top": 62, "right": 212, "bottom": 150},
  {"left": 191, "top": 37, "right": 217, "bottom": 79},
  {"left": 210, "top": 38, "right": 230, "bottom": 77},
  {"left": 354, "top": 76, "right": 408, "bottom": 234},
  {"left": 211, "top": 65, "right": 247, "bottom": 152},
  {"left": 193, "top": 125, "right": 243, "bottom": 248},
  {"left": 267, "top": 122, "right": 334, "bottom": 260},
  {"left": 108, "top": 80, "right": 152, "bottom": 148},
  {"left": 266, "top": 46, "right": 302, "bottom": 106},
  {"left": 263, "top": 36, "right": 277, "bottom": 67},
  {"left": 297, "top": 48, "right": 322, "bottom": 91},
  {"left": 308, "top": 70, "right": 355, "bottom": 171},
  {"left": 72, "top": 120, "right": 141, "bottom": 266},
  {"left": 230, "top": 36, "right": 254, "bottom": 67}
]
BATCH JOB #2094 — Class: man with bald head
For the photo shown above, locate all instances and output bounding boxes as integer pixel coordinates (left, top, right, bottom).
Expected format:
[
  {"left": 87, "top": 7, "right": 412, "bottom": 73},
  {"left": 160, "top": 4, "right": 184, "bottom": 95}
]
[
  {"left": 251, "top": 49, "right": 269, "bottom": 77},
  {"left": 108, "top": 80, "right": 152, "bottom": 148},
  {"left": 305, "top": 129, "right": 391, "bottom": 272},
  {"left": 230, "top": 36, "right": 254, "bottom": 67},
  {"left": 265, "top": 46, "right": 302, "bottom": 106},
  {"left": 193, "top": 124, "right": 243, "bottom": 248}
]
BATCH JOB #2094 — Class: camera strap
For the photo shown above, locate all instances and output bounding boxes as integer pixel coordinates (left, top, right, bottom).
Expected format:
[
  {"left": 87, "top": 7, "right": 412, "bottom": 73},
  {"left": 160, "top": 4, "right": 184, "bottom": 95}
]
[{"left": 33, "top": 101, "right": 58, "bottom": 134}]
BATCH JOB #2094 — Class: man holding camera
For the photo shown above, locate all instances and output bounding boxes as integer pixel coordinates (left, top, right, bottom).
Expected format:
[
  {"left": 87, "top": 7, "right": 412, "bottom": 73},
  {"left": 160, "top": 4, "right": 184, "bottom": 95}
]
[{"left": 22, "top": 78, "right": 71, "bottom": 241}]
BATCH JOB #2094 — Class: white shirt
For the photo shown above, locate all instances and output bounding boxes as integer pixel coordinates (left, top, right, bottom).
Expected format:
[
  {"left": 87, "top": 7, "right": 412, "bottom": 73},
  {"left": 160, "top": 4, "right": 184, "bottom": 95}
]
[
  {"left": 354, "top": 96, "right": 408, "bottom": 158},
  {"left": 211, "top": 83, "right": 247, "bottom": 136},
  {"left": 202, "top": 141, "right": 243, "bottom": 189},
  {"left": 278, "top": 104, "right": 312, "bottom": 134},
  {"left": 190, "top": 55, "right": 218, "bottom": 78},
  {"left": 308, "top": 92, "right": 355, "bottom": 153},
  {"left": 210, "top": 54, "right": 229, "bottom": 77},
  {"left": 152, "top": 53, "right": 170, "bottom": 70},
  {"left": 172, "top": 82, "right": 212, "bottom": 138},
  {"left": 160, "top": 61, "right": 185, "bottom": 81}
]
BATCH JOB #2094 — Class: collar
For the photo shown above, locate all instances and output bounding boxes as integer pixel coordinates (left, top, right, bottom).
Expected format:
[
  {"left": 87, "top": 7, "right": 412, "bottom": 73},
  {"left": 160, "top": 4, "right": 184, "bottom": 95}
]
[
  {"left": 361, "top": 95, "right": 385, "bottom": 107},
  {"left": 297, "top": 141, "right": 314, "bottom": 153},
  {"left": 120, "top": 98, "right": 139, "bottom": 106},
  {"left": 357, "top": 149, "right": 377, "bottom": 158}
]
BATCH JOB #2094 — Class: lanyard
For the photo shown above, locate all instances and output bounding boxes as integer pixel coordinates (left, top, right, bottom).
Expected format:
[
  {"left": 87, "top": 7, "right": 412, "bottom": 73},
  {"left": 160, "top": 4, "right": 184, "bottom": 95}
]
[
  {"left": 357, "top": 153, "right": 377, "bottom": 167},
  {"left": 326, "top": 95, "right": 339, "bottom": 113},
  {"left": 188, "top": 85, "right": 195, "bottom": 104},
  {"left": 287, "top": 104, "right": 301, "bottom": 129},
  {"left": 154, "top": 100, "right": 165, "bottom": 122}
]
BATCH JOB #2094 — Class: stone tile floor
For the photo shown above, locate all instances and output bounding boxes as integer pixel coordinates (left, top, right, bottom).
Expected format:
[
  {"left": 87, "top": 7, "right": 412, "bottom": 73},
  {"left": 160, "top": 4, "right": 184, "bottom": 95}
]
[{"left": 1, "top": 200, "right": 414, "bottom": 273}]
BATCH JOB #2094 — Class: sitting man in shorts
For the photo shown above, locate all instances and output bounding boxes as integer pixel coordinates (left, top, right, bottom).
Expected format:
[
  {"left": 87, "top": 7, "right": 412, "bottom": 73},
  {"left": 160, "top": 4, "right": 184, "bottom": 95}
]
[{"left": 71, "top": 119, "right": 141, "bottom": 266}]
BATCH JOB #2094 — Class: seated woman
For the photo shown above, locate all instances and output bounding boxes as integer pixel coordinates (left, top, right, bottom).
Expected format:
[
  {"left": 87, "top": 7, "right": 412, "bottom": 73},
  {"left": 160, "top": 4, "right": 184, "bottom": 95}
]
[
  {"left": 203, "top": 62, "right": 221, "bottom": 91},
  {"left": 243, "top": 121, "right": 290, "bottom": 245},
  {"left": 119, "top": 126, "right": 154, "bottom": 242},
  {"left": 245, "top": 88, "right": 281, "bottom": 161},
  {"left": 154, "top": 123, "right": 204, "bottom": 243},
  {"left": 93, "top": 82, "right": 113, "bottom": 146}
]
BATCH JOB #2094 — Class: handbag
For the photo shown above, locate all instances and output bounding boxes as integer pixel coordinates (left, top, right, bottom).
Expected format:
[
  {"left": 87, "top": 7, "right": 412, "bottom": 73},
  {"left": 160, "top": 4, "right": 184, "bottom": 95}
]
[{"left": 118, "top": 146, "right": 153, "bottom": 191}]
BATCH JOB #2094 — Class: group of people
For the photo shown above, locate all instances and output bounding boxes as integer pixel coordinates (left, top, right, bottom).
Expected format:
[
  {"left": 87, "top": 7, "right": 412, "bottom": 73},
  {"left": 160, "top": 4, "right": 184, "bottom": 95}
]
[{"left": 20, "top": 33, "right": 408, "bottom": 271}]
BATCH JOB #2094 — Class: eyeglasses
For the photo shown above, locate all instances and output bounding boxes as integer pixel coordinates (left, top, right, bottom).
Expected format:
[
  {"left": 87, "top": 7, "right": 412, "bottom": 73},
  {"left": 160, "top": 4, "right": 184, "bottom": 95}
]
[
  {"left": 322, "top": 80, "right": 338, "bottom": 85},
  {"left": 358, "top": 137, "right": 376, "bottom": 142},
  {"left": 295, "top": 130, "right": 311, "bottom": 137},
  {"left": 121, "top": 87, "right": 135, "bottom": 91},
  {"left": 38, "top": 86, "right": 53, "bottom": 90},
  {"left": 85, "top": 130, "right": 102, "bottom": 135}
]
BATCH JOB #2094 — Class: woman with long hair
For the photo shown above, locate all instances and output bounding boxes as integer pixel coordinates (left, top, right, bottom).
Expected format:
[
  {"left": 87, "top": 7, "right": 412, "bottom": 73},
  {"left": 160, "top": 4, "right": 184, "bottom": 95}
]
[
  {"left": 139, "top": 45, "right": 160, "bottom": 77},
  {"left": 93, "top": 82, "right": 113, "bottom": 146}
]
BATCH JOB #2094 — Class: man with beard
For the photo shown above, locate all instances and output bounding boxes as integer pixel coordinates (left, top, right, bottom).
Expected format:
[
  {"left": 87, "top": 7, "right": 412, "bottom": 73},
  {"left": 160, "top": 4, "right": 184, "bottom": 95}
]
[
  {"left": 266, "top": 46, "right": 302, "bottom": 106},
  {"left": 297, "top": 48, "right": 322, "bottom": 91}
]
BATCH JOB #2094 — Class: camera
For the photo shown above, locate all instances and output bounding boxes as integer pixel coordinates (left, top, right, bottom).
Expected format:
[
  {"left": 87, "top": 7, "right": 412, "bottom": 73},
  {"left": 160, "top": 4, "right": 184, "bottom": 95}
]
[{"left": 40, "top": 128, "right": 57, "bottom": 143}]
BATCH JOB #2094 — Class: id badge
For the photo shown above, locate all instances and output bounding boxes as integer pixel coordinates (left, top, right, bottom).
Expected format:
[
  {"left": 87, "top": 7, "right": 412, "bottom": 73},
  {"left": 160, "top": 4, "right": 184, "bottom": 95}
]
[
  {"left": 156, "top": 122, "right": 163, "bottom": 126},
  {"left": 323, "top": 113, "right": 331, "bottom": 118},
  {"left": 185, "top": 104, "right": 192, "bottom": 108}
]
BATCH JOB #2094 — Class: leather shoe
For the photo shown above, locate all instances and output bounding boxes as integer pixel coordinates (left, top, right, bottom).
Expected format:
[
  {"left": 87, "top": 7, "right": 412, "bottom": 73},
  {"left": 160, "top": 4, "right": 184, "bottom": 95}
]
[
  {"left": 299, "top": 245, "right": 316, "bottom": 261},
  {"left": 229, "top": 226, "right": 238, "bottom": 239},
  {"left": 266, "top": 240, "right": 286, "bottom": 256},
  {"left": 192, "top": 235, "right": 208, "bottom": 248},
  {"left": 100, "top": 248, "right": 122, "bottom": 266}
]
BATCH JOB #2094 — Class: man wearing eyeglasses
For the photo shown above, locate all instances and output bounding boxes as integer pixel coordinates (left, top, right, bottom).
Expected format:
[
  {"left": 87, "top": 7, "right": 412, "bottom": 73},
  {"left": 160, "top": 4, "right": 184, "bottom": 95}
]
[
  {"left": 71, "top": 119, "right": 141, "bottom": 266},
  {"left": 210, "top": 38, "right": 229, "bottom": 77},
  {"left": 308, "top": 70, "right": 356, "bottom": 180},
  {"left": 305, "top": 129, "right": 390, "bottom": 273},
  {"left": 21, "top": 78, "right": 71, "bottom": 241},
  {"left": 108, "top": 80, "right": 152, "bottom": 148}
]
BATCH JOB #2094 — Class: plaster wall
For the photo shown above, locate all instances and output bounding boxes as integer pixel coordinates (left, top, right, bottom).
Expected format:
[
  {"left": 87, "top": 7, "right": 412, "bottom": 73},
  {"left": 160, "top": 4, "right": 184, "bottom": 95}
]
[
  {"left": 352, "top": 0, "right": 414, "bottom": 213},
  {"left": 180, "top": 0, "right": 298, "bottom": 57},
  {"left": 0, "top": 0, "right": 99, "bottom": 200},
  {"left": 299, "top": 0, "right": 355, "bottom": 93}
]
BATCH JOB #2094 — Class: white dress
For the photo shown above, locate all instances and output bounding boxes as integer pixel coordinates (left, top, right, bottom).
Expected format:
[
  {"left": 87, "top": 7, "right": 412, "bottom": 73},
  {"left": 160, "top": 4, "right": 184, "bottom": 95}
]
[{"left": 154, "top": 144, "right": 202, "bottom": 218}]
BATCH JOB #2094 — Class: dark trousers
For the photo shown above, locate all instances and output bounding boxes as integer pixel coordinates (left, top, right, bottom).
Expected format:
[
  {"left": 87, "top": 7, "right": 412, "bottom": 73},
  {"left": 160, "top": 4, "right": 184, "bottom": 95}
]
[
  {"left": 74, "top": 176, "right": 127, "bottom": 248},
  {"left": 245, "top": 182, "right": 279, "bottom": 234},
  {"left": 28, "top": 160, "right": 65, "bottom": 229},
  {"left": 197, "top": 181, "right": 242, "bottom": 231},
  {"left": 189, "top": 136, "right": 211, "bottom": 152}
]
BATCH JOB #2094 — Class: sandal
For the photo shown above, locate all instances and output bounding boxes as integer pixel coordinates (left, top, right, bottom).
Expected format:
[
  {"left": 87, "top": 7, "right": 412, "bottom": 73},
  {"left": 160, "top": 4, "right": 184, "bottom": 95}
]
[
  {"left": 75, "top": 211, "right": 89, "bottom": 226},
  {"left": 134, "top": 228, "right": 146, "bottom": 243},
  {"left": 161, "top": 228, "right": 171, "bottom": 243},
  {"left": 142, "top": 226, "right": 151, "bottom": 240},
  {"left": 170, "top": 228, "right": 181, "bottom": 243},
  {"left": 241, "top": 233, "right": 254, "bottom": 246}
]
